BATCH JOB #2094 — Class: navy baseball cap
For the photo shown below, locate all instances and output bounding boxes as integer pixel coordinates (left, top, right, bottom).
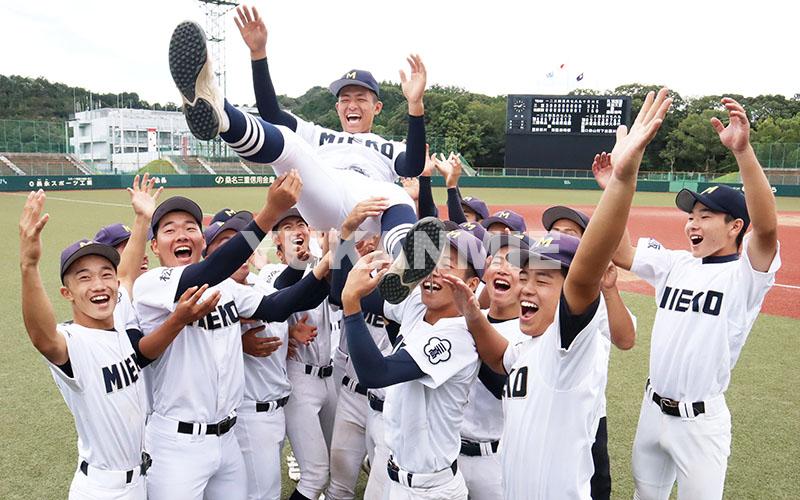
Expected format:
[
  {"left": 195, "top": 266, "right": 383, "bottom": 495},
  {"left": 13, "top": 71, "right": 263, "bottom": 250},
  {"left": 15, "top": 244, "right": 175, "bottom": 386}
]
[
  {"left": 481, "top": 210, "right": 527, "bottom": 233},
  {"left": 151, "top": 196, "right": 203, "bottom": 236},
  {"left": 203, "top": 210, "right": 253, "bottom": 255},
  {"left": 60, "top": 240, "right": 120, "bottom": 284},
  {"left": 460, "top": 196, "right": 490, "bottom": 221},
  {"left": 542, "top": 206, "right": 591, "bottom": 233},
  {"left": 485, "top": 233, "right": 530, "bottom": 257},
  {"left": 329, "top": 69, "right": 380, "bottom": 98},
  {"left": 210, "top": 208, "right": 239, "bottom": 225},
  {"left": 458, "top": 221, "right": 487, "bottom": 247},
  {"left": 675, "top": 185, "right": 750, "bottom": 231},
  {"left": 507, "top": 232, "right": 580, "bottom": 271},
  {"left": 272, "top": 207, "right": 305, "bottom": 231},
  {"left": 94, "top": 223, "right": 132, "bottom": 248},
  {"left": 444, "top": 229, "right": 488, "bottom": 279}
]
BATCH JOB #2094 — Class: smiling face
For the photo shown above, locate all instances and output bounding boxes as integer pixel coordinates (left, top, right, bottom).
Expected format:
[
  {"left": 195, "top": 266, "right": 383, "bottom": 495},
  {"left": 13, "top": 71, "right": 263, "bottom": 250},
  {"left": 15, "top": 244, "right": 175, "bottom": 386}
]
[
  {"left": 272, "top": 216, "right": 310, "bottom": 265},
  {"left": 483, "top": 247, "right": 521, "bottom": 315},
  {"left": 420, "top": 246, "right": 479, "bottom": 314},
  {"left": 684, "top": 203, "right": 743, "bottom": 258},
  {"left": 206, "top": 229, "right": 250, "bottom": 284},
  {"left": 114, "top": 239, "right": 149, "bottom": 276},
  {"left": 60, "top": 255, "right": 119, "bottom": 328},
  {"left": 550, "top": 219, "right": 584, "bottom": 238},
  {"left": 335, "top": 85, "right": 382, "bottom": 134},
  {"left": 151, "top": 211, "right": 205, "bottom": 267},
  {"left": 517, "top": 267, "right": 565, "bottom": 337}
]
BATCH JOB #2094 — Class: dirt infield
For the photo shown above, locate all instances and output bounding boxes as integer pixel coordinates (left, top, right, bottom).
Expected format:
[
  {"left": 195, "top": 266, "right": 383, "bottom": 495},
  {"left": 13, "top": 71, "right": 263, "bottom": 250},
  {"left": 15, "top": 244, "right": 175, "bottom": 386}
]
[{"left": 497, "top": 204, "right": 800, "bottom": 319}]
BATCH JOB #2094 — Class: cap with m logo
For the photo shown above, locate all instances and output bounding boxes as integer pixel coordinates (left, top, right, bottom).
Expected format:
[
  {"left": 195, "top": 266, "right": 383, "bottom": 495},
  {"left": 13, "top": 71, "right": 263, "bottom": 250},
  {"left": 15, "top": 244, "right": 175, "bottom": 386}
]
[
  {"left": 329, "top": 69, "right": 380, "bottom": 98},
  {"left": 675, "top": 184, "right": 749, "bottom": 231}
]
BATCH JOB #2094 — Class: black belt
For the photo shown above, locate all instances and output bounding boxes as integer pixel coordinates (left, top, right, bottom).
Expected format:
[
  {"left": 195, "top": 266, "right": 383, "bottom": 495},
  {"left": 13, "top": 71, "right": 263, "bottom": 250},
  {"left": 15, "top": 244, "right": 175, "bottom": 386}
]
[
  {"left": 647, "top": 380, "right": 705, "bottom": 418},
  {"left": 304, "top": 364, "right": 334, "bottom": 378},
  {"left": 460, "top": 439, "right": 499, "bottom": 457},
  {"left": 387, "top": 458, "right": 458, "bottom": 487},
  {"left": 256, "top": 395, "right": 290, "bottom": 412},
  {"left": 342, "top": 375, "right": 368, "bottom": 396},
  {"left": 177, "top": 415, "right": 237, "bottom": 436},
  {"left": 368, "top": 393, "right": 384, "bottom": 412},
  {"left": 80, "top": 452, "right": 151, "bottom": 483}
]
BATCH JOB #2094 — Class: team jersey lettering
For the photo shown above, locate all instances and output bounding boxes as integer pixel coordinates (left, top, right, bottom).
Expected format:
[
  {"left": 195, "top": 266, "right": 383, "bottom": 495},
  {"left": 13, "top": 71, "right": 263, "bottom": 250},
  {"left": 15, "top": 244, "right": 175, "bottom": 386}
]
[
  {"left": 505, "top": 366, "right": 528, "bottom": 399},
  {"left": 658, "top": 286, "right": 724, "bottom": 316},
  {"left": 363, "top": 312, "right": 385, "bottom": 328},
  {"left": 193, "top": 300, "right": 240, "bottom": 329},
  {"left": 318, "top": 132, "right": 395, "bottom": 160},
  {"left": 102, "top": 354, "right": 141, "bottom": 394}
]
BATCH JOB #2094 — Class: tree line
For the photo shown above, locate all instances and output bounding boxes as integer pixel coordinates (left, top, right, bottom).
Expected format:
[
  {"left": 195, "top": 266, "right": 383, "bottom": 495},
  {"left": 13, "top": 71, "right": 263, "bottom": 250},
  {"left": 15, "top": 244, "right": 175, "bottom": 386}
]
[{"left": 2, "top": 74, "right": 798, "bottom": 171}]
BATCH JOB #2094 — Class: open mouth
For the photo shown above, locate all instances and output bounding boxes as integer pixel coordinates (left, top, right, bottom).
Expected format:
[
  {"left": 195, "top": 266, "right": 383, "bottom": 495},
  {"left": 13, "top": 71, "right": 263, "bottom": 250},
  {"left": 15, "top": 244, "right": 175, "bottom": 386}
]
[
  {"left": 493, "top": 278, "right": 511, "bottom": 292},
  {"left": 689, "top": 235, "right": 703, "bottom": 246},
  {"left": 422, "top": 280, "right": 443, "bottom": 294},
  {"left": 291, "top": 237, "right": 305, "bottom": 246},
  {"left": 89, "top": 294, "right": 111, "bottom": 305},
  {"left": 346, "top": 113, "right": 361, "bottom": 124},
  {"left": 174, "top": 245, "right": 192, "bottom": 259},
  {"left": 520, "top": 300, "right": 539, "bottom": 320}
]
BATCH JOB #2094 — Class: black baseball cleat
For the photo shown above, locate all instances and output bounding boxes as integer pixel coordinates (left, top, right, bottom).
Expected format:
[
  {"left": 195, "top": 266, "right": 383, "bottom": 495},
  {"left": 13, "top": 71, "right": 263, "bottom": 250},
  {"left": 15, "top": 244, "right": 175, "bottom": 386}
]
[
  {"left": 168, "top": 21, "right": 229, "bottom": 141},
  {"left": 379, "top": 217, "right": 446, "bottom": 305}
]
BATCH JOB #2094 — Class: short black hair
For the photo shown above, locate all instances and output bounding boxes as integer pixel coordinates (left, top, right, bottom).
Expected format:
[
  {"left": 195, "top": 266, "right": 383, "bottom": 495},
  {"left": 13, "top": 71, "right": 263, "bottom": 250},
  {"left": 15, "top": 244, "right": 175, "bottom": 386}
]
[{"left": 724, "top": 214, "right": 746, "bottom": 248}]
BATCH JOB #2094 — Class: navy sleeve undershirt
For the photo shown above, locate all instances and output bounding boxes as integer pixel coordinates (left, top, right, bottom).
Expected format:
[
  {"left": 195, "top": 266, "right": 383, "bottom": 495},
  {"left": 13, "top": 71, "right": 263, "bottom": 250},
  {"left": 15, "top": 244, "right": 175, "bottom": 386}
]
[
  {"left": 251, "top": 58, "right": 297, "bottom": 131},
  {"left": 126, "top": 328, "right": 154, "bottom": 368},
  {"left": 477, "top": 363, "right": 505, "bottom": 399},
  {"left": 446, "top": 188, "right": 467, "bottom": 224},
  {"left": 394, "top": 115, "right": 425, "bottom": 178},
  {"left": 273, "top": 265, "right": 305, "bottom": 290},
  {"left": 249, "top": 272, "right": 330, "bottom": 323},
  {"left": 174, "top": 220, "right": 266, "bottom": 301},
  {"left": 344, "top": 313, "right": 425, "bottom": 388},
  {"left": 559, "top": 291, "right": 601, "bottom": 350},
  {"left": 417, "top": 176, "right": 439, "bottom": 218},
  {"left": 56, "top": 359, "right": 74, "bottom": 378}
]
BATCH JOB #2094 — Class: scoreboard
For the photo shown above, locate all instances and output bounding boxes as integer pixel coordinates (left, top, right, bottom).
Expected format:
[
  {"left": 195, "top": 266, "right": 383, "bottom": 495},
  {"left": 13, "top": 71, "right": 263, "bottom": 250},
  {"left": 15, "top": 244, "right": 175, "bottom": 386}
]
[{"left": 504, "top": 95, "right": 631, "bottom": 171}]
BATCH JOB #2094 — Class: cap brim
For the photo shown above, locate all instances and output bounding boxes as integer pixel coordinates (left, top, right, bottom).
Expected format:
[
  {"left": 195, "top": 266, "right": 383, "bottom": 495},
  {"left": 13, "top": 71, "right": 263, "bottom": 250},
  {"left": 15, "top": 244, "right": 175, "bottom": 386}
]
[
  {"left": 445, "top": 234, "right": 487, "bottom": 279},
  {"left": 61, "top": 244, "right": 120, "bottom": 282},
  {"left": 152, "top": 197, "right": 204, "bottom": 234},
  {"left": 675, "top": 189, "right": 727, "bottom": 214},
  {"left": 204, "top": 212, "right": 253, "bottom": 253},
  {"left": 481, "top": 216, "right": 510, "bottom": 230},
  {"left": 485, "top": 234, "right": 529, "bottom": 256},
  {"left": 272, "top": 208, "right": 304, "bottom": 231},
  {"left": 542, "top": 206, "right": 588, "bottom": 232},
  {"left": 329, "top": 79, "right": 377, "bottom": 97}
]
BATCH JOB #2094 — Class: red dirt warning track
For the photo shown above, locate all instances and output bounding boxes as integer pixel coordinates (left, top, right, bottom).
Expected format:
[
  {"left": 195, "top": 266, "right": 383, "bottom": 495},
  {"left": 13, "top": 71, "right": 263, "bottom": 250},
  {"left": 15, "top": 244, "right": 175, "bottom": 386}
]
[{"left": 499, "top": 204, "right": 800, "bottom": 320}]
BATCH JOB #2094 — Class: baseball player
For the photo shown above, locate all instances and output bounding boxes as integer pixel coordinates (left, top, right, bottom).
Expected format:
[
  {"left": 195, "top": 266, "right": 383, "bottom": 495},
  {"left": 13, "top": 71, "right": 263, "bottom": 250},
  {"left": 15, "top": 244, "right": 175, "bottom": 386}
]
[
  {"left": 542, "top": 204, "right": 637, "bottom": 500},
  {"left": 443, "top": 88, "right": 672, "bottom": 499},
  {"left": 132, "top": 177, "right": 335, "bottom": 500},
  {"left": 168, "top": 15, "right": 443, "bottom": 306},
  {"left": 333, "top": 227, "right": 488, "bottom": 500},
  {"left": 18, "top": 191, "right": 217, "bottom": 500},
  {"left": 430, "top": 152, "right": 490, "bottom": 224},
  {"left": 608, "top": 98, "right": 781, "bottom": 500}
]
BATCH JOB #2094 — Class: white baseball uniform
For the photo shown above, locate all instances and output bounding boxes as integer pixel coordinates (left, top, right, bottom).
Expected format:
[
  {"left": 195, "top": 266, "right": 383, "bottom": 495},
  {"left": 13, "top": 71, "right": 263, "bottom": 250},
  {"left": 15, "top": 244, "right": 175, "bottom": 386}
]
[
  {"left": 501, "top": 295, "right": 609, "bottom": 500},
  {"left": 114, "top": 287, "right": 154, "bottom": 416},
  {"left": 380, "top": 288, "right": 480, "bottom": 500},
  {"left": 48, "top": 322, "right": 147, "bottom": 500},
  {"left": 234, "top": 273, "right": 292, "bottom": 500},
  {"left": 327, "top": 313, "right": 392, "bottom": 500},
  {"left": 459, "top": 316, "right": 525, "bottom": 500},
  {"left": 629, "top": 235, "right": 781, "bottom": 500},
  {"left": 133, "top": 266, "right": 269, "bottom": 500}
]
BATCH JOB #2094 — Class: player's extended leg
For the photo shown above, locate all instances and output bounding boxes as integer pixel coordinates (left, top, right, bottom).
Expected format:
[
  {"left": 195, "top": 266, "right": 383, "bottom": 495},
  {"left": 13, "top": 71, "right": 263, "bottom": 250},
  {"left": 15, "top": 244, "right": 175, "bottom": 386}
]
[
  {"left": 203, "top": 432, "right": 248, "bottom": 500},
  {"left": 459, "top": 455, "right": 503, "bottom": 500},
  {"left": 235, "top": 408, "right": 285, "bottom": 500},
  {"left": 631, "top": 394, "right": 678, "bottom": 500},
  {"left": 363, "top": 408, "right": 389, "bottom": 500},
  {"left": 327, "top": 388, "right": 370, "bottom": 499}
]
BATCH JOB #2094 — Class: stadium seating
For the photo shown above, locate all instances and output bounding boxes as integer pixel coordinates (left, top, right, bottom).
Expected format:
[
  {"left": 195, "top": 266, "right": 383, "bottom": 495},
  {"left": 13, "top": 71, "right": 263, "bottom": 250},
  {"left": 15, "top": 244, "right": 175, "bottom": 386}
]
[{"left": 0, "top": 153, "right": 91, "bottom": 175}]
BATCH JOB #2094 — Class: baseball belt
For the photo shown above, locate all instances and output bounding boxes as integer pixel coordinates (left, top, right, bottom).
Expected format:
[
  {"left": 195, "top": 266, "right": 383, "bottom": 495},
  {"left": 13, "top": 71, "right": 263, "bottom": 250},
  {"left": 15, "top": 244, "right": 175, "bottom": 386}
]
[
  {"left": 255, "top": 395, "right": 290, "bottom": 413},
  {"left": 646, "top": 379, "right": 706, "bottom": 418},
  {"left": 304, "top": 363, "right": 334, "bottom": 378},
  {"left": 368, "top": 393, "right": 384, "bottom": 412},
  {"left": 79, "top": 452, "right": 151, "bottom": 487},
  {"left": 177, "top": 415, "right": 237, "bottom": 436},
  {"left": 342, "top": 375, "right": 368, "bottom": 396},
  {"left": 387, "top": 456, "right": 458, "bottom": 488},
  {"left": 460, "top": 438, "right": 500, "bottom": 457}
]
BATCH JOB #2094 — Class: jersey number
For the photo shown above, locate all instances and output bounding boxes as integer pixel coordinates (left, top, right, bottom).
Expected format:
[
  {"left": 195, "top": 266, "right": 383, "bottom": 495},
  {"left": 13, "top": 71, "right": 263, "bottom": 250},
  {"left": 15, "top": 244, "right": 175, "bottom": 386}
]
[{"left": 505, "top": 366, "right": 528, "bottom": 399}]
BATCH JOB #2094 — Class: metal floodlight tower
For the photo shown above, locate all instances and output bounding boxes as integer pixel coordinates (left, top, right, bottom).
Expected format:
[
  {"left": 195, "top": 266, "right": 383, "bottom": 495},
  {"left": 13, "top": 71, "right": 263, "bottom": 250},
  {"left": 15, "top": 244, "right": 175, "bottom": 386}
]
[{"left": 197, "top": 0, "right": 239, "bottom": 96}]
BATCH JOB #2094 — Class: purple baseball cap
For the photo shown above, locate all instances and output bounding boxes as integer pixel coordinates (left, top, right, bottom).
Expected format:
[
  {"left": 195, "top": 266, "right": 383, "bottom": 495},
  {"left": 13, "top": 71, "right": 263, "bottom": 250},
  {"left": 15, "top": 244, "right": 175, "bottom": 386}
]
[
  {"left": 60, "top": 240, "right": 120, "bottom": 284},
  {"left": 94, "top": 223, "right": 132, "bottom": 248},
  {"left": 507, "top": 232, "right": 580, "bottom": 270},
  {"left": 329, "top": 69, "right": 380, "bottom": 98},
  {"left": 481, "top": 210, "right": 527, "bottom": 233},
  {"left": 458, "top": 221, "right": 487, "bottom": 246},
  {"left": 460, "top": 196, "right": 490, "bottom": 221},
  {"left": 444, "top": 229, "right": 488, "bottom": 279},
  {"left": 151, "top": 196, "right": 203, "bottom": 236},
  {"left": 203, "top": 210, "right": 253, "bottom": 255},
  {"left": 485, "top": 232, "right": 531, "bottom": 257},
  {"left": 542, "top": 206, "right": 591, "bottom": 233}
]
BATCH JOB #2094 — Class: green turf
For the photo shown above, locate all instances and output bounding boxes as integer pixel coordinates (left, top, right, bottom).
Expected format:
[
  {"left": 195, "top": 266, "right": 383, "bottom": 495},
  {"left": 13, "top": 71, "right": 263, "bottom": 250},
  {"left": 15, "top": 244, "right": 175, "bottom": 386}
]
[
  {"left": 0, "top": 187, "right": 798, "bottom": 499},
  {"left": 137, "top": 159, "right": 178, "bottom": 174}
]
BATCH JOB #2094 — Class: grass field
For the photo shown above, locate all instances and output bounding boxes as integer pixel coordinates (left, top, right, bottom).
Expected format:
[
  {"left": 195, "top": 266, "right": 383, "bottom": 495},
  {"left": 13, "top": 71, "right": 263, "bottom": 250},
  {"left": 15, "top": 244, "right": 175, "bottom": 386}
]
[{"left": 1, "top": 186, "right": 798, "bottom": 499}]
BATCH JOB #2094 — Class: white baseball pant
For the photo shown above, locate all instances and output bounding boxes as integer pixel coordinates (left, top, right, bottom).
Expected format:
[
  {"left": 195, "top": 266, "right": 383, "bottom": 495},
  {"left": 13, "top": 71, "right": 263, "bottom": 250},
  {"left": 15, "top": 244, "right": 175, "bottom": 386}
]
[
  {"left": 327, "top": 380, "right": 374, "bottom": 500},
  {"left": 235, "top": 404, "right": 286, "bottom": 500},
  {"left": 68, "top": 465, "right": 146, "bottom": 500},
  {"left": 459, "top": 453, "right": 503, "bottom": 500},
  {"left": 284, "top": 360, "right": 338, "bottom": 498},
  {"left": 364, "top": 407, "right": 390, "bottom": 500},
  {"left": 384, "top": 469, "right": 468, "bottom": 500},
  {"left": 144, "top": 412, "right": 247, "bottom": 500},
  {"left": 632, "top": 390, "right": 731, "bottom": 500}
]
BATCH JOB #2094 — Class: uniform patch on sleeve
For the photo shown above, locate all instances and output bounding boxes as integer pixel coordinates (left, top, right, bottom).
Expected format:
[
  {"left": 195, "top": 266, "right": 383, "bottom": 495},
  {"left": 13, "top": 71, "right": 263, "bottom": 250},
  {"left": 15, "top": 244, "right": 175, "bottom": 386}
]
[
  {"left": 647, "top": 238, "right": 662, "bottom": 250},
  {"left": 424, "top": 337, "right": 452, "bottom": 364}
]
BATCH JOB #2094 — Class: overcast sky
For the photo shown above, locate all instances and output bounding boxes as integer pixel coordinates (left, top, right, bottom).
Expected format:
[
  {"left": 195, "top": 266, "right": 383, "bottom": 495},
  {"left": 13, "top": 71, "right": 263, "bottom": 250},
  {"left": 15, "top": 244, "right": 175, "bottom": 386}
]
[{"left": 2, "top": 0, "right": 797, "bottom": 107}]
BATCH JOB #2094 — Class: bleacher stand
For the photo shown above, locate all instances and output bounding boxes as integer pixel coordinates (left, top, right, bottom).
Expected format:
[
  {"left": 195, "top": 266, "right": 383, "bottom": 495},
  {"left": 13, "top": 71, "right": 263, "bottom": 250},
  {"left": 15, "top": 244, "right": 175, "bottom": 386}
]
[{"left": 0, "top": 153, "right": 91, "bottom": 175}]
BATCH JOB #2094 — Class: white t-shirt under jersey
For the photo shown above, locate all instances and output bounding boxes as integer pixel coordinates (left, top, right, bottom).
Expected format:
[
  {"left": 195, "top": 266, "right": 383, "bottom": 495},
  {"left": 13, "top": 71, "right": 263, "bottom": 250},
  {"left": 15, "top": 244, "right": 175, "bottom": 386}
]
[
  {"left": 49, "top": 322, "right": 147, "bottom": 471},
  {"left": 382, "top": 288, "right": 480, "bottom": 473},
  {"left": 631, "top": 234, "right": 781, "bottom": 401},
  {"left": 294, "top": 116, "right": 406, "bottom": 184},
  {"left": 133, "top": 265, "right": 266, "bottom": 423},
  {"left": 501, "top": 296, "right": 608, "bottom": 500}
]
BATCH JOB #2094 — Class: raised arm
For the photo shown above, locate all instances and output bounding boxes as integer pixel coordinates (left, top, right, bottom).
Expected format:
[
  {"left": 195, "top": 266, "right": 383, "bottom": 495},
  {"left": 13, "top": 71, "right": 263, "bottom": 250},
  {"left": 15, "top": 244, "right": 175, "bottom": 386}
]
[
  {"left": 565, "top": 89, "right": 672, "bottom": 313},
  {"left": 119, "top": 174, "right": 162, "bottom": 295},
  {"left": 600, "top": 264, "right": 636, "bottom": 350},
  {"left": 593, "top": 150, "right": 636, "bottom": 270},
  {"left": 394, "top": 55, "right": 427, "bottom": 177},
  {"left": 434, "top": 152, "right": 467, "bottom": 223},
  {"left": 19, "top": 191, "right": 67, "bottom": 365},
  {"left": 235, "top": 5, "right": 297, "bottom": 130},
  {"left": 712, "top": 98, "right": 778, "bottom": 271},
  {"left": 416, "top": 146, "right": 439, "bottom": 218}
]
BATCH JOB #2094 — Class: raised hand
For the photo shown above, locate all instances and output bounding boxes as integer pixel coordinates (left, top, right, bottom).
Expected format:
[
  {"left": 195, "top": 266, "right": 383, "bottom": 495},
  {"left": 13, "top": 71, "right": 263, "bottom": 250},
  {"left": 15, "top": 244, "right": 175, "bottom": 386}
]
[
  {"left": 609, "top": 88, "right": 672, "bottom": 181},
  {"left": 173, "top": 284, "right": 221, "bottom": 325},
  {"left": 433, "top": 152, "right": 462, "bottom": 189},
  {"left": 266, "top": 170, "right": 302, "bottom": 216},
  {"left": 127, "top": 173, "right": 163, "bottom": 219},
  {"left": 591, "top": 152, "right": 612, "bottom": 190},
  {"left": 400, "top": 54, "right": 426, "bottom": 114},
  {"left": 19, "top": 190, "right": 49, "bottom": 267},
  {"left": 439, "top": 274, "right": 482, "bottom": 321},
  {"left": 289, "top": 313, "right": 317, "bottom": 345},
  {"left": 711, "top": 98, "right": 751, "bottom": 154},
  {"left": 242, "top": 324, "right": 282, "bottom": 357},
  {"left": 341, "top": 197, "right": 389, "bottom": 239},
  {"left": 342, "top": 251, "right": 390, "bottom": 306},
  {"left": 422, "top": 144, "right": 435, "bottom": 177},
  {"left": 234, "top": 5, "right": 268, "bottom": 59},
  {"left": 401, "top": 177, "right": 420, "bottom": 202}
]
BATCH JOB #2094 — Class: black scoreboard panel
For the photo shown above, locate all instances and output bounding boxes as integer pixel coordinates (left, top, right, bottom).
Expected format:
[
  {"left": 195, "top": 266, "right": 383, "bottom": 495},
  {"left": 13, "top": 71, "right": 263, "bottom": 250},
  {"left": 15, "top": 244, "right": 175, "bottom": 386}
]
[{"left": 505, "top": 95, "right": 631, "bottom": 171}]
